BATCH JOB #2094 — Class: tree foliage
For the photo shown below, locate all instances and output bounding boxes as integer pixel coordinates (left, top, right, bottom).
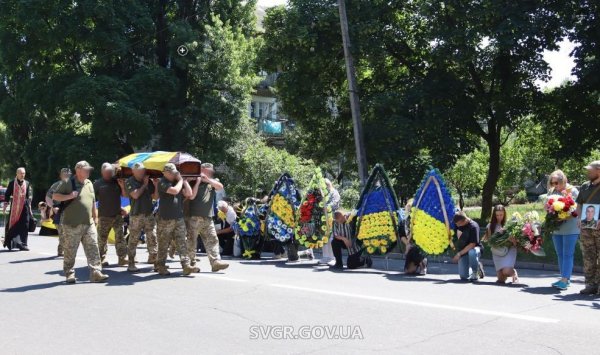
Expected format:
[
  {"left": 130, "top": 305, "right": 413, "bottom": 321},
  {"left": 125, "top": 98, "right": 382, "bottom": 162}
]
[
  {"left": 0, "top": 0, "right": 258, "bottom": 197},
  {"left": 225, "top": 118, "right": 317, "bottom": 199},
  {"left": 261, "top": 0, "right": 581, "bottom": 219}
]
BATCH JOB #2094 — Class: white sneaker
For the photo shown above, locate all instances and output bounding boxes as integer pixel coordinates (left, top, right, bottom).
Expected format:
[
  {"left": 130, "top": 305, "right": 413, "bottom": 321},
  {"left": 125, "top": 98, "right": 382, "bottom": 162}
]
[
  {"left": 318, "top": 258, "right": 334, "bottom": 265},
  {"left": 305, "top": 249, "right": 314, "bottom": 260}
]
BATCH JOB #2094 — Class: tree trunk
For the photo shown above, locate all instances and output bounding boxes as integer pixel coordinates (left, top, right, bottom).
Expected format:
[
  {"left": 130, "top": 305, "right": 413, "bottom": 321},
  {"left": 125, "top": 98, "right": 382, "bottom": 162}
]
[
  {"left": 457, "top": 187, "right": 465, "bottom": 210},
  {"left": 481, "top": 129, "right": 501, "bottom": 221}
]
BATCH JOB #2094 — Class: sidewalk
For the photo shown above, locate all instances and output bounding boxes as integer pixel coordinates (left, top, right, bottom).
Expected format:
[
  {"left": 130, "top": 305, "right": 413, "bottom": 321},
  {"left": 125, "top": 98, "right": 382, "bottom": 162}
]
[{"left": 311, "top": 249, "right": 583, "bottom": 274}]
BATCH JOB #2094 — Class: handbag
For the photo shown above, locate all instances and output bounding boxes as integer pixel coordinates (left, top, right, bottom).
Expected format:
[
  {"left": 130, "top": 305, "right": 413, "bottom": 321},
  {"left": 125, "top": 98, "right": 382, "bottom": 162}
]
[
  {"left": 233, "top": 236, "right": 242, "bottom": 257},
  {"left": 346, "top": 247, "right": 364, "bottom": 269},
  {"left": 28, "top": 217, "right": 37, "bottom": 233}
]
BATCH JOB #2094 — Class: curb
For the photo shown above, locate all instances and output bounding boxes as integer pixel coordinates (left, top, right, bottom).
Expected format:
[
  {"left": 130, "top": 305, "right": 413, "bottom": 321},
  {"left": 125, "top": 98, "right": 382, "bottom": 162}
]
[{"left": 312, "top": 250, "right": 583, "bottom": 274}]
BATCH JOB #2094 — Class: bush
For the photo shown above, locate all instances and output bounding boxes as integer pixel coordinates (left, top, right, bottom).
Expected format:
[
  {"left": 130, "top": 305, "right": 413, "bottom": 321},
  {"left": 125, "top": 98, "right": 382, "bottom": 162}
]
[
  {"left": 340, "top": 180, "right": 361, "bottom": 210},
  {"left": 224, "top": 118, "right": 317, "bottom": 200},
  {"left": 512, "top": 190, "right": 529, "bottom": 204}
]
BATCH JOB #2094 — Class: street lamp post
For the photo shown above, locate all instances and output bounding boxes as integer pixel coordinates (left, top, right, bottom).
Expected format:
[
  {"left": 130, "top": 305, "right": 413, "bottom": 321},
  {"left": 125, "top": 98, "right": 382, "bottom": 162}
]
[{"left": 337, "top": 0, "right": 368, "bottom": 186}]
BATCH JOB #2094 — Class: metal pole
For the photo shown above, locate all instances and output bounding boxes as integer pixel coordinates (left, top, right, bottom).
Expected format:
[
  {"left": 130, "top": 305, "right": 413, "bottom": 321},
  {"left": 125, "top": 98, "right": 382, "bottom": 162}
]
[{"left": 338, "top": 0, "right": 368, "bottom": 186}]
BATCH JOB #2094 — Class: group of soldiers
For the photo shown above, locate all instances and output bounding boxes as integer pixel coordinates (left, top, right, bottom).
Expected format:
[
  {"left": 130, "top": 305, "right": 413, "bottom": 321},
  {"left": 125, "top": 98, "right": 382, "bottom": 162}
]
[{"left": 47, "top": 160, "right": 229, "bottom": 284}]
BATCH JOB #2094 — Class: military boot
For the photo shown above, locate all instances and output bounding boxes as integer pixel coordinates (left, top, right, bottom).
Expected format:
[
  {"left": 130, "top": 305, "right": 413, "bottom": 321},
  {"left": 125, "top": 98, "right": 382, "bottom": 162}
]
[
  {"left": 90, "top": 270, "right": 109, "bottom": 283},
  {"left": 118, "top": 256, "right": 129, "bottom": 266},
  {"left": 182, "top": 264, "right": 200, "bottom": 276},
  {"left": 127, "top": 260, "right": 139, "bottom": 273},
  {"left": 211, "top": 260, "right": 229, "bottom": 272},
  {"left": 66, "top": 273, "right": 77, "bottom": 284}
]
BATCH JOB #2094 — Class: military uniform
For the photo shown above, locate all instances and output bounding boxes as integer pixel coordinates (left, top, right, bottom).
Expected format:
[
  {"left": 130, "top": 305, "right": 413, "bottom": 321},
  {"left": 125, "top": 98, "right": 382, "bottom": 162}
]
[
  {"left": 184, "top": 180, "right": 227, "bottom": 271},
  {"left": 576, "top": 181, "right": 600, "bottom": 291},
  {"left": 156, "top": 173, "right": 197, "bottom": 276},
  {"left": 46, "top": 180, "right": 64, "bottom": 255},
  {"left": 94, "top": 177, "right": 127, "bottom": 264},
  {"left": 55, "top": 166, "right": 107, "bottom": 283},
  {"left": 125, "top": 176, "right": 158, "bottom": 268}
]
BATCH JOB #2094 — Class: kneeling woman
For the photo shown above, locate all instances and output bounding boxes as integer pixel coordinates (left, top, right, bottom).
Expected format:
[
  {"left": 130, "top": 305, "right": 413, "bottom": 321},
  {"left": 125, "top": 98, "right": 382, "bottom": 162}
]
[{"left": 484, "top": 205, "right": 518, "bottom": 284}]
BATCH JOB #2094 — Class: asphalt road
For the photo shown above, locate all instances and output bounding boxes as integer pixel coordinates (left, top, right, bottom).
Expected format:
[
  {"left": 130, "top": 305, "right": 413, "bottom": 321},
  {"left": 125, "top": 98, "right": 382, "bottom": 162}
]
[{"left": 1, "top": 233, "right": 600, "bottom": 355}]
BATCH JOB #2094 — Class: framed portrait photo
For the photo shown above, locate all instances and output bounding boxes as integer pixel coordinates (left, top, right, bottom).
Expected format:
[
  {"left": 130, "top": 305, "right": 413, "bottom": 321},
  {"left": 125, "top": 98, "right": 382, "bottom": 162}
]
[{"left": 581, "top": 204, "right": 600, "bottom": 230}]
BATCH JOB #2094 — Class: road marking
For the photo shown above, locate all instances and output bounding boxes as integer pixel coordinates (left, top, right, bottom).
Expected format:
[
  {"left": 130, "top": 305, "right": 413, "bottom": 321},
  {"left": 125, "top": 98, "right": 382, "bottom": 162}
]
[
  {"left": 268, "top": 283, "right": 559, "bottom": 324},
  {"left": 28, "top": 248, "right": 559, "bottom": 323},
  {"left": 197, "top": 274, "right": 249, "bottom": 283}
]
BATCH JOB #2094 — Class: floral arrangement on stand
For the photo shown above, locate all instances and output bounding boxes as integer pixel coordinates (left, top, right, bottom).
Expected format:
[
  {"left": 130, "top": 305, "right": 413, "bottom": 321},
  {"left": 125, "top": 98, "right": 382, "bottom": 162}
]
[
  {"left": 233, "top": 201, "right": 262, "bottom": 259},
  {"left": 354, "top": 164, "right": 400, "bottom": 255},
  {"left": 411, "top": 169, "right": 456, "bottom": 255},
  {"left": 489, "top": 211, "right": 545, "bottom": 256},
  {"left": 267, "top": 173, "right": 301, "bottom": 243},
  {"left": 296, "top": 169, "right": 333, "bottom": 249},
  {"left": 542, "top": 193, "right": 578, "bottom": 239}
]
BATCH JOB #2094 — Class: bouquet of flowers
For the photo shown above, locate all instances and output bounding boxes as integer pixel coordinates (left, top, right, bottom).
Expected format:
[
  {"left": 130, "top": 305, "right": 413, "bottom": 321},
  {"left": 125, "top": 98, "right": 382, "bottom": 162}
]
[
  {"left": 355, "top": 165, "right": 400, "bottom": 255},
  {"left": 233, "top": 202, "right": 262, "bottom": 259},
  {"left": 296, "top": 169, "right": 333, "bottom": 249},
  {"left": 267, "top": 173, "right": 301, "bottom": 243},
  {"left": 411, "top": 169, "right": 456, "bottom": 255},
  {"left": 542, "top": 193, "right": 578, "bottom": 239},
  {"left": 489, "top": 211, "right": 545, "bottom": 256}
]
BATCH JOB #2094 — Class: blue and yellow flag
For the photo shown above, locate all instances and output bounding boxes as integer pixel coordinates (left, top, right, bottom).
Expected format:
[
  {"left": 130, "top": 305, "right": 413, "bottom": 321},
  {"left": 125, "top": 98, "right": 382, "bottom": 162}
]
[{"left": 411, "top": 169, "right": 456, "bottom": 255}]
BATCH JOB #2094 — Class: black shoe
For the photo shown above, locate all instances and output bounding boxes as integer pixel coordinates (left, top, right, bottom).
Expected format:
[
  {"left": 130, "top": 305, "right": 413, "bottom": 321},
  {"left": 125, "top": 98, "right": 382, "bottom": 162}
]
[
  {"left": 19, "top": 245, "right": 30, "bottom": 251},
  {"left": 365, "top": 256, "right": 373, "bottom": 268},
  {"left": 330, "top": 264, "right": 344, "bottom": 270},
  {"left": 580, "top": 285, "right": 598, "bottom": 295}
]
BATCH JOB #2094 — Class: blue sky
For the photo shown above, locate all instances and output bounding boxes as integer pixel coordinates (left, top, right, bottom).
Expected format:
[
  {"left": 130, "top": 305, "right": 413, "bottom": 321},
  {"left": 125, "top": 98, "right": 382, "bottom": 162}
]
[{"left": 256, "top": 0, "right": 575, "bottom": 89}]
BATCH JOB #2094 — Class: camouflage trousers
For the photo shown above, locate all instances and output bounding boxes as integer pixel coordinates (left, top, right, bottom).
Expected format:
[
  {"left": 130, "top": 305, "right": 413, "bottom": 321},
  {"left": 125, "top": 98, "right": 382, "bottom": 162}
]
[
  {"left": 128, "top": 214, "right": 158, "bottom": 261},
  {"left": 57, "top": 225, "right": 64, "bottom": 254},
  {"left": 62, "top": 223, "right": 102, "bottom": 276},
  {"left": 97, "top": 215, "right": 127, "bottom": 261},
  {"left": 581, "top": 228, "right": 600, "bottom": 286},
  {"left": 157, "top": 218, "right": 190, "bottom": 270},
  {"left": 185, "top": 216, "right": 221, "bottom": 265}
]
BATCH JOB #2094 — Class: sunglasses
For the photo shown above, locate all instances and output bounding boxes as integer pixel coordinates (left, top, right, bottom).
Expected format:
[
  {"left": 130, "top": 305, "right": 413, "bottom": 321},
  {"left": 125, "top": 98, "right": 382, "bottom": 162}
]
[{"left": 550, "top": 181, "right": 560, "bottom": 186}]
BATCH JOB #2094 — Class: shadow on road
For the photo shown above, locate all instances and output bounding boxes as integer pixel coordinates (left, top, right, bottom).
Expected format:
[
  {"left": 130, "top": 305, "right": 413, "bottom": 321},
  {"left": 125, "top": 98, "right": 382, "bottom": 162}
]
[
  {"left": 0, "top": 281, "right": 64, "bottom": 293},
  {"left": 9, "top": 256, "right": 57, "bottom": 264},
  {"left": 520, "top": 286, "right": 561, "bottom": 295}
]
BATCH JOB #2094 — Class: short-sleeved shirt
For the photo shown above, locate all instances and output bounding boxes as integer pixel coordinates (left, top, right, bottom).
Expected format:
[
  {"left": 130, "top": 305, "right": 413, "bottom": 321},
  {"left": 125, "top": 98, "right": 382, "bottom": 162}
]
[
  {"left": 576, "top": 182, "right": 600, "bottom": 205},
  {"left": 455, "top": 220, "right": 481, "bottom": 251},
  {"left": 93, "top": 178, "right": 122, "bottom": 217},
  {"left": 55, "top": 178, "right": 95, "bottom": 226},
  {"left": 548, "top": 187, "right": 580, "bottom": 235},
  {"left": 184, "top": 181, "right": 215, "bottom": 218},
  {"left": 157, "top": 177, "right": 184, "bottom": 220},
  {"left": 125, "top": 176, "right": 155, "bottom": 216},
  {"left": 46, "top": 180, "right": 62, "bottom": 207}
]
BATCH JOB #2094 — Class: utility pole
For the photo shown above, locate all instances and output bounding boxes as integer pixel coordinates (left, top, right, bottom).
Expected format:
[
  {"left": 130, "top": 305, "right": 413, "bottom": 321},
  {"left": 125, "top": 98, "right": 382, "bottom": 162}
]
[{"left": 338, "top": 0, "right": 368, "bottom": 186}]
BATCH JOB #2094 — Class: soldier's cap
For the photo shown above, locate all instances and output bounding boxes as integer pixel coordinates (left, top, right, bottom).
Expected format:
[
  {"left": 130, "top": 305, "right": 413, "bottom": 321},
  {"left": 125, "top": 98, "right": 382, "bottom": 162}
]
[
  {"left": 60, "top": 168, "right": 72, "bottom": 175},
  {"left": 132, "top": 162, "right": 145, "bottom": 170},
  {"left": 75, "top": 161, "right": 93, "bottom": 170},
  {"left": 101, "top": 162, "right": 114, "bottom": 171},
  {"left": 163, "top": 163, "right": 178, "bottom": 173},
  {"left": 585, "top": 161, "right": 600, "bottom": 170},
  {"left": 201, "top": 162, "right": 214, "bottom": 171}
]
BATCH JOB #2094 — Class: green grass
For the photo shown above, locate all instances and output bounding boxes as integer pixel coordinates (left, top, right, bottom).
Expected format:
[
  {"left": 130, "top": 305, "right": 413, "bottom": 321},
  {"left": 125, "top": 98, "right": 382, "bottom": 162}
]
[{"left": 465, "top": 203, "right": 582, "bottom": 266}]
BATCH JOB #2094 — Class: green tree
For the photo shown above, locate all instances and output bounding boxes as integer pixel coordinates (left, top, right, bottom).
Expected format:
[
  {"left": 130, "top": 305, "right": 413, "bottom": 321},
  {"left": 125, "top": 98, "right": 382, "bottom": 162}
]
[
  {"left": 261, "top": 0, "right": 569, "bottom": 218},
  {"left": 0, "top": 1, "right": 259, "bottom": 199},
  {"left": 534, "top": 1, "right": 600, "bottom": 171},
  {"left": 446, "top": 149, "right": 487, "bottom": 210},
  {"left": 225, "top": 118, "right": 317, "bottom": 199}
]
